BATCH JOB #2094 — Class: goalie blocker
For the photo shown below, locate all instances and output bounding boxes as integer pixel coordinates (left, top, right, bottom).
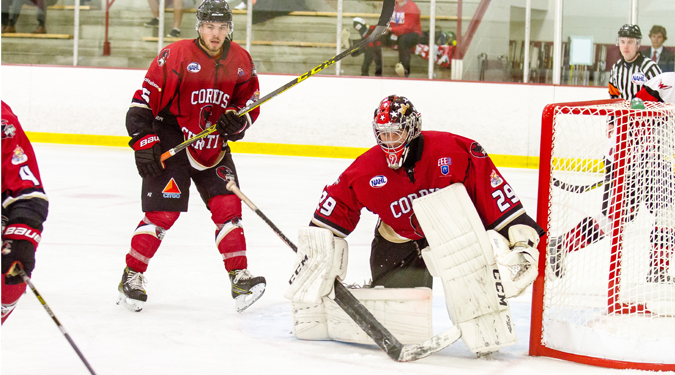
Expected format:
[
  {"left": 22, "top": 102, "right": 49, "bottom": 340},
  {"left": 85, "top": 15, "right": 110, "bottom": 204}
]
[{"left": 287, "top": 184, "right": 539, "bottom": 354}]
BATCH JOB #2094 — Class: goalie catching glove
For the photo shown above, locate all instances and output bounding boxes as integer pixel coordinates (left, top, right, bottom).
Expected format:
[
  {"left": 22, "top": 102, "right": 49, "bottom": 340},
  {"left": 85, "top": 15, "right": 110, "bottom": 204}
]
[
  {"left": 284, "top": 227, "right": 348, "bottom": 304},
  {"left": 488, "top": 225, "right": 540, "bottom": 298}
]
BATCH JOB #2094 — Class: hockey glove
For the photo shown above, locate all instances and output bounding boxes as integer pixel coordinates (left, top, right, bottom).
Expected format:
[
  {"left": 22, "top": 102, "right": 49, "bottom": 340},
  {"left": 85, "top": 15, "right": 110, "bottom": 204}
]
[
  {"left": 216, "top": 109, "right": 250, "bottom": 142},
  {"left": 2, "top": 224, "right": 40, "bottom": 285},
  {"left": 130, "top": 133, "right": 164, "bottom": 178}
]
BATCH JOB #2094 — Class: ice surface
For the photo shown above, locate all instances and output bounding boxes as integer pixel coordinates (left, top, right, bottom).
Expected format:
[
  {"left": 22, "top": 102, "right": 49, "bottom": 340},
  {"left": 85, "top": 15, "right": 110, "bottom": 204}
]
[{"left": 1, "top": 144, "right": 641, "bottom": 374}]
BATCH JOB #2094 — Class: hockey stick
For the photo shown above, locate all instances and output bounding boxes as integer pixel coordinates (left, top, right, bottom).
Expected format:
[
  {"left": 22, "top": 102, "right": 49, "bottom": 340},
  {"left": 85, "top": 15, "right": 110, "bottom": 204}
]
[
  {"left": 159, "top": 0, "right": 396, "bottom": 163},
  {"left": 552, "top": 176, "right": 607, "bottom": 193},
  {"left": 225, "top": 180, "right": 461, "bottom": 362},
  {"left": 8, "top": 264, "right": 98, "bottom": 375}
]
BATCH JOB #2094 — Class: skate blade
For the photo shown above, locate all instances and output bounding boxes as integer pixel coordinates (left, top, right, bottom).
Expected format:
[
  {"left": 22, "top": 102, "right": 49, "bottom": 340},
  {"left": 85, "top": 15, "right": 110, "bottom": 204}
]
[
  {"left": 234, "top": 283, "right": 266, "bottom": 313},
  {"left": 117, "top": 291, "right": 144, "bottom": 312}
]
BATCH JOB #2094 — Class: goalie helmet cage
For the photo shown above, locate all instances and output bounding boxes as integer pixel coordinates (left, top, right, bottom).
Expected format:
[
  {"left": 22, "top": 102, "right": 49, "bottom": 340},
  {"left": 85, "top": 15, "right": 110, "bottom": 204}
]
[{"left": 530, "top": 99, "right": 675, "bottom": 371}]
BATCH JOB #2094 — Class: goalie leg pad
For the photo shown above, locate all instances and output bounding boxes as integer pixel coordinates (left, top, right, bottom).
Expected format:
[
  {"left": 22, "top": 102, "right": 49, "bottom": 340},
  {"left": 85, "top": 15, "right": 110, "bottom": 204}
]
[
  {"left": 290, "top": 287, "right": 433, "bottom": 344},
  {"left": 284, "top": 227, "right": 348, "bottom": 304},
  {"left": 291, "top": 301, "right": 331, "bottom": 340},
  {"left": 413, "top": 183, "right": 517, "bottom": 353}
]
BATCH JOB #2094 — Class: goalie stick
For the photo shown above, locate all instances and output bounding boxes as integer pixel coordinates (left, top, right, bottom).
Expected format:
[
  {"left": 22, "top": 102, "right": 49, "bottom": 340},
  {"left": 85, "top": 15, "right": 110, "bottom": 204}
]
[
  {"left": 552, "top": 176, "right": 607, "bottom": 193},
  {"left": 225, "top": 180, "right": 461, "bottom": 362},
  {"left": 8, "top": 264, "right": 98, "bottom": 375},
  {"left": 160, "top": 0, "right": 396, "bottom": 163}
]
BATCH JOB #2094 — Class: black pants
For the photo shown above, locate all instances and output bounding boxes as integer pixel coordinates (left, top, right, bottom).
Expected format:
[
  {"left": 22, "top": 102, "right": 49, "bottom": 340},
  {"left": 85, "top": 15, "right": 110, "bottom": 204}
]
[
  {"left": 140, "top": 120, "right": 240, "bottom": 212},
  {"left": 370, "top": 226, "right": 432, "bottom": 288},
  {"left": 396, "top": 32, "right": 420, "bottom": 77},
  {"left": 361, "top": 47, "right": 382, "bottom": 76}
]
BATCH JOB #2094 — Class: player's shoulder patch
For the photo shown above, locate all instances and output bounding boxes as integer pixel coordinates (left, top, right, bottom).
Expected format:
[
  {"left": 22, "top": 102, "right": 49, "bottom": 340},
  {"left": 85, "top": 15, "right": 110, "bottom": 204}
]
[
  {"left": 157, "top": 48, "right": 170, "bottom": 67},
  {"left": 470, "top": 142, "right": 488, "bottom": 158},
  {"left": 2, "top": 119, "right": 16, "bottom": 139}
]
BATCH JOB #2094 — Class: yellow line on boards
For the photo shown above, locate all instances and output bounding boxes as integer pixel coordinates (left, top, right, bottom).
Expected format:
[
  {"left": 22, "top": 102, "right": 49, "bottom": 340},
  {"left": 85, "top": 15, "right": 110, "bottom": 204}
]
[{"left": 24, "top": 132, "right": 539, "bottom": 168}]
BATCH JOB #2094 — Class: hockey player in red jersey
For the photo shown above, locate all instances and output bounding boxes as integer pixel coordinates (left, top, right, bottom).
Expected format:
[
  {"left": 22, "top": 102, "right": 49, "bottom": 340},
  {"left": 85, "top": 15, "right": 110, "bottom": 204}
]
[
  {"left": 285, "top": 95, "right": 543, "bottom": 354},
  {"left": 1, "top": 101, "right": 49, "bottom": 324},
  {"left": 388, "top": 0, "right": 423, "bottom": 77},
  {"left": 118, "top": 0, "right": 265, "bottom": 313},
  {"left": 548, "top": 74, "right": 675, "bottom": 283},
  {"left": 310, "top": 95, "right": 543, "bottom": 288}
]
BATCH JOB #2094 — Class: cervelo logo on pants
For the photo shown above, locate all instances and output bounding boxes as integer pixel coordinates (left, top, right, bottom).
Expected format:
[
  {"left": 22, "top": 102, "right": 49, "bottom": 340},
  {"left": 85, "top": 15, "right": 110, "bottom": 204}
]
[{"left": 162, "top": 178, "right": 181, "bottom": 198}]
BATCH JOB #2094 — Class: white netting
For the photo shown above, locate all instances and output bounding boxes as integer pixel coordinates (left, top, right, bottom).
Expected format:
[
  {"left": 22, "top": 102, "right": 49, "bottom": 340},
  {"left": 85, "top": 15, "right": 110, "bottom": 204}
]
[{"left": 541, "top": 100, "right": 675, "bottom": 365}]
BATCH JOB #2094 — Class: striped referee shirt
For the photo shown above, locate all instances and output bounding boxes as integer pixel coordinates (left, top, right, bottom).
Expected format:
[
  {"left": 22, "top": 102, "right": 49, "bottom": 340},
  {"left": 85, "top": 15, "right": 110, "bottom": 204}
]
[{"left": 608, "top": 52, "right": 662, "bottom": 99}]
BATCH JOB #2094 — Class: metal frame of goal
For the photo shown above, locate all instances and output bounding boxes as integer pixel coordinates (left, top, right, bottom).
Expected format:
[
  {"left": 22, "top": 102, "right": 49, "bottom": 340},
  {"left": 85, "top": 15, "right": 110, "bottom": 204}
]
[{"left": 529, "top": 99, "right": 675, "bottom": 371}]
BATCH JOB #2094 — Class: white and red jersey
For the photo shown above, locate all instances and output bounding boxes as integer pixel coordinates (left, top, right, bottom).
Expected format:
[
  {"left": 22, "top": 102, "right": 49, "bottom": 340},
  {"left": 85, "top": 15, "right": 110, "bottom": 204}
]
[
  {"left": 636, "top": 72, "right": 675, "bottom": 104},
  {"left": 389, "top": 0, "right": 422, "bottom": 37},
  {"left": 128, "top": 39, "right": 260, "bottom": 169},
  {"left": 312, "top": 131, "right": 529, "bottom": 240},
  {"left": 2, "top": 101, "right": 48, "bottom": 229}
]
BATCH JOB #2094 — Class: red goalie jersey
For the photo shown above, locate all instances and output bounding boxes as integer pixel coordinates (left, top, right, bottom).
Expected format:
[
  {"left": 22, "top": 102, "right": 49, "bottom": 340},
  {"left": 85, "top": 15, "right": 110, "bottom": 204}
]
[{"left": 312, "top": 131, "right": 529, "bottom": 240}]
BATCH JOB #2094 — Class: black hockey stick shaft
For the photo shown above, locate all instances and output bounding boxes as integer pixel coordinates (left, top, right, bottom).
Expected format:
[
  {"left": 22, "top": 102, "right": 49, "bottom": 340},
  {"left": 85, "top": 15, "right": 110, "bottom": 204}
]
[
  {"left": 225, "top": 180, "right": 461, "bottom": 361},
  {"left": 224, "top": 180, "right": 406, "bottom": 360},
  {"left": 12, "top": 266, "right": 98, "bottom": 375},
  {"left": 552, "top": 176, "right": 606, "bottom": 193},
  {"left": 160, "top": 0, "right": 395, "bottom": 162}
]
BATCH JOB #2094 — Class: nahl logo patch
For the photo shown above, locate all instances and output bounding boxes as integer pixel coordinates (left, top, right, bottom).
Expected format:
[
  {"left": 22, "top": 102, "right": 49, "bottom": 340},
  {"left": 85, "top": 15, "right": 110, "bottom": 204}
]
[
  {"left": 369, "top": 175, "right": 388, "bottom": 188},
  {"left": 632, "top": 72, "right": 647, "bottom": 84},
  {"left": 187, "top": 62, "right": 201, "bottom": 73},
  {"left": 162, "top": 178, "right": 181, "bottom": 198}
]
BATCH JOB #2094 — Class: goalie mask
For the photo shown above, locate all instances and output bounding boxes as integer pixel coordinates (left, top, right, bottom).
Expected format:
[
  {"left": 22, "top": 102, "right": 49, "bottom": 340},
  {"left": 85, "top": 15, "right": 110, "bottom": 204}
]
[
  {"left": 195, "top": 0, "right": 234, "bottom": 38},
  {"left": 372, "top": 95, "right": 422, "bottom": 169}
]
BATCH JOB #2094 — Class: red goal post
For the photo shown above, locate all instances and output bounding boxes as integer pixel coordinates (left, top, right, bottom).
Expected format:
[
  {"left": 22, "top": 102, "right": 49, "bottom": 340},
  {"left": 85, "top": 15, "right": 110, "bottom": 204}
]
[{"left": 530, "top": 99, "right": 675, "bottom": 371}]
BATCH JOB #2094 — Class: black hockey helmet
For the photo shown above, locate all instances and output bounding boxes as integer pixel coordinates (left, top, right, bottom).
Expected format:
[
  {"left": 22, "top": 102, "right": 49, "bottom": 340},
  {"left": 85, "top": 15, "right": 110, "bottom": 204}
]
[
  {"left": 195, "top": 0, "right": 233, "bottom": 36},
  {"left": 372, "top": 95, "right": 422, "bottom": 169},
  {"left": 618, "top": 24, "right": 642, "bottom": 39}
]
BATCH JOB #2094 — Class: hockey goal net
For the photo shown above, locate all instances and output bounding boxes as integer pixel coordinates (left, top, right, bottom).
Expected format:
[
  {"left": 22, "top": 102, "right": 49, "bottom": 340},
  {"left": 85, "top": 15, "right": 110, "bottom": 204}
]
[{"left": 530, "top": 99, "right": 675, "bottom": 371}]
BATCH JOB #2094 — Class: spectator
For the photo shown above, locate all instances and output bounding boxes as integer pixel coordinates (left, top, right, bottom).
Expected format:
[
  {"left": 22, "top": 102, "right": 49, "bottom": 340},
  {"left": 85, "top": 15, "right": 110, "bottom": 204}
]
[
  {"left": 144, "top": 0, "right": 183, "bottom": 38},
  {"left": 1, "top": 0, "right": 47, "bottom": 34},
  {"left": 645, "top": 25, "right": 674, "bottom": 72},
  {"left": 388, "top": 0, "right": 423, "bottom": 77},
  {"left": 351, "top": 17, "right": 383, "bottom": 77}
]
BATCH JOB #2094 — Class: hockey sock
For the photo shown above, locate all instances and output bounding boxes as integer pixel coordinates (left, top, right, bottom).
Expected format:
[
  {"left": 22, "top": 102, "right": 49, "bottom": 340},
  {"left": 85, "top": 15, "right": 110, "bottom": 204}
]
[
  {"left": 210, "top": 195, "right": 247, "bottom": 271},
  {"left": 564, "top": 216, "right": 605, "bottom": 253},
  {"left": 126, "top": 211, "right": 179, "bottom": 272}
]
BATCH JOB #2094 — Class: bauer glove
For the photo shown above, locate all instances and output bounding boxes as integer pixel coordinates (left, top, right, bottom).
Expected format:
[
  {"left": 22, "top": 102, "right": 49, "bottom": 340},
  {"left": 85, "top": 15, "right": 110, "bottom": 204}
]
[
  {"left": 216, "top": 109, "right": 250, "bottom": 142},
  {"left": 130, "top": 133, "right": 164, "bottom": 178},
  {"left": 2, "top": 224, "right": 40, "bottom": 285}
]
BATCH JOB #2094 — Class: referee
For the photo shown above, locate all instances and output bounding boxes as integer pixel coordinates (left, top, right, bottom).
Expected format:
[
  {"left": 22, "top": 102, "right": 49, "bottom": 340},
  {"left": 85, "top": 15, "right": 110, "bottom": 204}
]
[{"left": 609, "top": 24, "right": 662, "bottom": 99}]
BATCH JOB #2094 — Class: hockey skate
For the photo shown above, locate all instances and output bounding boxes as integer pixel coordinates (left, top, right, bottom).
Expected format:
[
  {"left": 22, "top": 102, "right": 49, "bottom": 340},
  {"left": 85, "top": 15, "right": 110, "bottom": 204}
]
[
  {"left": 547, "top": 235, "right": 566, "bottom": 280},
  {"left": 229, "top": 269, "right": 266, "bottom": 313},
  {"left": 117, "top": 266, "right": 148, "bottom": 312}
]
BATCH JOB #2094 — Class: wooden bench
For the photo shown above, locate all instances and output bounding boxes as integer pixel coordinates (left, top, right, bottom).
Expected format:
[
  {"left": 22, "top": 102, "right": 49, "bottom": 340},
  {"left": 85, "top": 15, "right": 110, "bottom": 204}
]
[
  {"left": 0, "top": 32, "right": 72, "bottom": 39},
  {"left": 169, "top": 8, "right": 461, "bottom": 21},
  {"left": 142, "top": 36, "right": 336, "bottom": 48}
]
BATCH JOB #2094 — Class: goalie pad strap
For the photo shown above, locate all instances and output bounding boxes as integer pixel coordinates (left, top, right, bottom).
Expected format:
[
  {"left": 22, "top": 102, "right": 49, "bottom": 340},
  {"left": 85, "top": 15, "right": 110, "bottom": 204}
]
[
  {"left": 284, "top": 227, "right": 348, "bottom": 304},
  {"left": 412, "top": 183, "right": 517, "bottom": 353}
]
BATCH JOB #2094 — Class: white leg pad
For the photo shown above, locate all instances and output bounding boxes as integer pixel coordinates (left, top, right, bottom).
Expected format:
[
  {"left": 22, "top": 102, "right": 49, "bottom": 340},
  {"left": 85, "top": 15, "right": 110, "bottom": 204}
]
[
  {"left": 285, "top": 227, "right": 348, "bottom": 304},
  {"left": 413, "top": 183, "right": 517, "bottom": 353},
  {"left": 291, "top": 301, "right": 331, "bottom": 340},
  {"left": 291, "top": 287, "right": 433, "bottom": 345}
]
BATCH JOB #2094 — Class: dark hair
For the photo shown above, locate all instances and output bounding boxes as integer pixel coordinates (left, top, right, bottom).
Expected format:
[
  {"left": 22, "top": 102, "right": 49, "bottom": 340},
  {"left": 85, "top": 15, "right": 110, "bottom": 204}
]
[{"left": 649, "top": 25, "right": 667, "bottom": 41}]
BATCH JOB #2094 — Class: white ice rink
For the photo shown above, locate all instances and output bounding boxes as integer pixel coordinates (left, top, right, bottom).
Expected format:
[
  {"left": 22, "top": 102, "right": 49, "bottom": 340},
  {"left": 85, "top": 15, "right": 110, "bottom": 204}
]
[{"left": 1, "top": 143, "right": 642, "bottom": 375}]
